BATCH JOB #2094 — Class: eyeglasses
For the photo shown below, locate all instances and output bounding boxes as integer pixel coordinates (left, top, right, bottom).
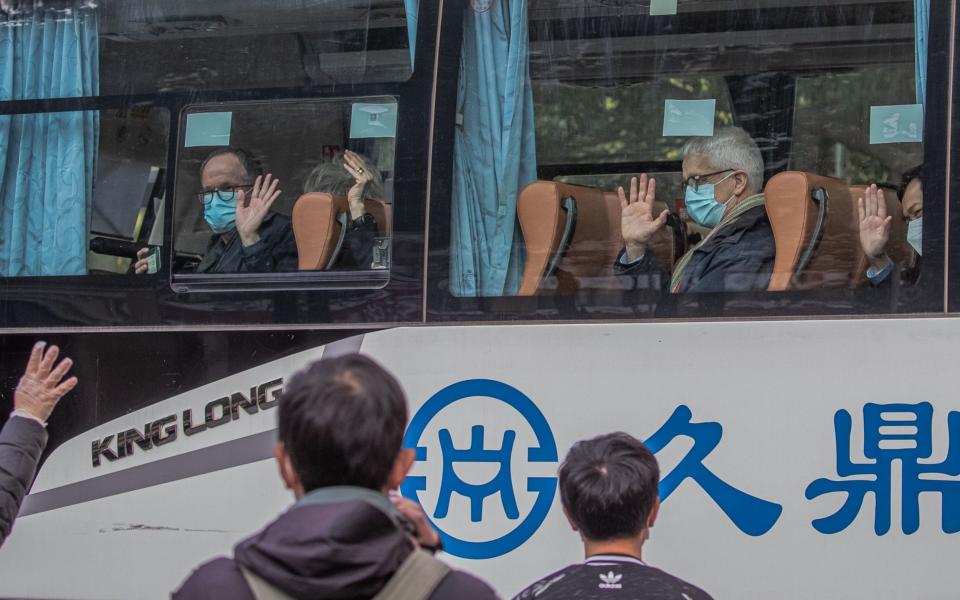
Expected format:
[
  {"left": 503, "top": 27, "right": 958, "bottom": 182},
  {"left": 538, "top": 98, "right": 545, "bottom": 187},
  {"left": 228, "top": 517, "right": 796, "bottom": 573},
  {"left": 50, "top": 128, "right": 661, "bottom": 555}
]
[
  {"left": 681, "top": 169, "right": 734, "bottom": 194},
  {"left": 195, "top": 185, "right": 253, "bottom": 204}
]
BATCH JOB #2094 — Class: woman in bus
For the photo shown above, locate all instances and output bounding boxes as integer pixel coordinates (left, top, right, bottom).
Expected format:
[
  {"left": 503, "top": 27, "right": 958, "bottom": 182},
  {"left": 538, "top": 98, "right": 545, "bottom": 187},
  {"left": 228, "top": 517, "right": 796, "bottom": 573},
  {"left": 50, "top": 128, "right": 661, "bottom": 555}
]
[{"left": 302, "top": 150, "right": 382, "bottom": 269}]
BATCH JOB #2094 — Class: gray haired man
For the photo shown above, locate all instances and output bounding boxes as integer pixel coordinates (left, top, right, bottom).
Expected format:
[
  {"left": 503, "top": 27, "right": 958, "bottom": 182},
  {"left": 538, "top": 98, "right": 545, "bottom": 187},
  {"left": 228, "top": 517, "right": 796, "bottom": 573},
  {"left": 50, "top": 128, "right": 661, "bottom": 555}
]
[{"left": 615, "top": 126, "right": 775, "bottom": 293}]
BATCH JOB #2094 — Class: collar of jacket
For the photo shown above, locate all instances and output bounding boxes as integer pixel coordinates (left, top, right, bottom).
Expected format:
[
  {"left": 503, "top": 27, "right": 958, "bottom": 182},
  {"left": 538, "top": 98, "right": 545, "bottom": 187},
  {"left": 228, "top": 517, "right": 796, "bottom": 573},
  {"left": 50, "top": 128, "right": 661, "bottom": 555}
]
[{"left": 297, "top": 486, "right": 408, "bottom": 530}]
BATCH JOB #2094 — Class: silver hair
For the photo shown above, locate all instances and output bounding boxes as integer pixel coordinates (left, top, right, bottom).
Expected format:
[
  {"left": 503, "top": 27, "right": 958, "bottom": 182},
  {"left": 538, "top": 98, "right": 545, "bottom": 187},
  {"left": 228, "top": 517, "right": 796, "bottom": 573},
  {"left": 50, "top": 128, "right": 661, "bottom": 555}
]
[
  {"left": 682, "top": 127, "right": 765, "bottom": 194},
  {"left": 302, "top": 152, "right": 384, "bottom": 199}
]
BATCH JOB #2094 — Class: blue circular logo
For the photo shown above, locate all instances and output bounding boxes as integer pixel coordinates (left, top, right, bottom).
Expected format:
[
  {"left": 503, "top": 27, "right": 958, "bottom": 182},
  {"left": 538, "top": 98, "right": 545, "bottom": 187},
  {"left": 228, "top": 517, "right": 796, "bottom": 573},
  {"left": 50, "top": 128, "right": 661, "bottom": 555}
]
[{"left": 401, "top": 379, "right": 558, "bottom": 559}]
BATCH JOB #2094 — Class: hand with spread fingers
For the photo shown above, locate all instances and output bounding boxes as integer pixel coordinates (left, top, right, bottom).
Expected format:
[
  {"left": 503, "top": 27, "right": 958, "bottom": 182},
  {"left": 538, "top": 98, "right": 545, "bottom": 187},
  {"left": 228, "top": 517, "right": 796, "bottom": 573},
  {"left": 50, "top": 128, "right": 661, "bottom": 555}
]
[
  {"left": 236, "top": 174, "right": 282, "bottom": 247},
  {"left": 14, "top": 342, "right": 78, "bottom": 423},
  {"left": 342, "top": 150, "right": 373, "bottom": 220},
  {"left": 620, "top": 174, "right": 669, "bottom": 262},
  {"left": 858, "top": 183, "right": 893, "bottom": 270}
]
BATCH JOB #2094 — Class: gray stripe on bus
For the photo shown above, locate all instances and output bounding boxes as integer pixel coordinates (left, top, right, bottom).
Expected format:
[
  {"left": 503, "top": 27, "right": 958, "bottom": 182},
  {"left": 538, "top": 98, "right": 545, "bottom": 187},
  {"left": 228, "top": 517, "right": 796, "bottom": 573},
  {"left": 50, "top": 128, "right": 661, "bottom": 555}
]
[
  {"left": 19, "top": 428, "right": 278, "bottom": 517},
  {"left": 19, "top": 333, "right": 367, "bottom": 517}
]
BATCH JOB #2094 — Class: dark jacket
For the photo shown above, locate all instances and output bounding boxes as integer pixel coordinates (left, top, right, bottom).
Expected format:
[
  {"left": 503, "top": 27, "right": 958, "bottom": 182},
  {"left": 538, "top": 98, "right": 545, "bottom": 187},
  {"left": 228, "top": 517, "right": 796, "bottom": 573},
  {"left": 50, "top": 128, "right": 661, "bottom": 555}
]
[
  {"left": 173, "top": 498, "right": 498, "bottom": 600},
  {"left": 198, "top": 212, "right": 298, "bottom": 273},
  {"left": 196, "top": 212, "right": 378, "bottom": 273},
  {"left": 616, "top": 203, "right": 776, "bottom": 294},
  {"left": 0, "top": 415, "right": 47, "bottom": 547}
]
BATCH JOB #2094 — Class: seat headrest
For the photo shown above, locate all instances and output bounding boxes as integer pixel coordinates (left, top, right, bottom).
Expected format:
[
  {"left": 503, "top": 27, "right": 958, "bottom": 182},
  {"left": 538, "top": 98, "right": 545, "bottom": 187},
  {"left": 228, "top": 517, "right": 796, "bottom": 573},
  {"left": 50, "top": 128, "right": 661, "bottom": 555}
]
[
  {"left": 517, "top": 180, "right": 684, "bottom": 295},
  {"left": 765, "top": 171, "right": 909, "bottom": 290},
  {"left": 291, "top": 193, "right": 391, "bottom": 271}
]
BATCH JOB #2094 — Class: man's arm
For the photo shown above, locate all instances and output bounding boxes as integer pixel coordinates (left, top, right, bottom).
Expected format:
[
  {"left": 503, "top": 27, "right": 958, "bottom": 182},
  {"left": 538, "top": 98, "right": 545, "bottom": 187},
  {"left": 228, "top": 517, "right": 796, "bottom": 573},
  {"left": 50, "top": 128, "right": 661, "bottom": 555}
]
[
  {"left": 0, "top": 416, "right": 47, "bottom": 546},
  {"left": 0, "top": 342, "right": 77, "bottom": 547},
  {"left": 339, "top": 216, "right": 378, "bottom": 269},
  {"left": 858, "top": 184, "right": 895, "bottom": 287},
  {"left": 238, "top": 218, "right": 298, "bottom": 273}
]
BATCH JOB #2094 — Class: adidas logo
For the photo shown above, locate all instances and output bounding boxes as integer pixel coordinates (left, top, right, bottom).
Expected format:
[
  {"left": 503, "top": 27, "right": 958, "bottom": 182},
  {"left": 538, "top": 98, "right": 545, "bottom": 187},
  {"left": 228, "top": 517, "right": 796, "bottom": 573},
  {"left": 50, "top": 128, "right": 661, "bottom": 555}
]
[{"left": 598, "top": 571, "right": 623, "bottom": 590}]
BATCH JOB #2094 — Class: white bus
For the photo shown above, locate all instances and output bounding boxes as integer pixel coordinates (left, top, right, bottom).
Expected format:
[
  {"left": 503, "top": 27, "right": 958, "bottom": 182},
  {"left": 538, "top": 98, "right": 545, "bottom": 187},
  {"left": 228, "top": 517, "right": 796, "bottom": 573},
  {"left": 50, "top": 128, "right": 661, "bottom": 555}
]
[{"left": 0, "top": 0, "right": 955, "bottom": 598}]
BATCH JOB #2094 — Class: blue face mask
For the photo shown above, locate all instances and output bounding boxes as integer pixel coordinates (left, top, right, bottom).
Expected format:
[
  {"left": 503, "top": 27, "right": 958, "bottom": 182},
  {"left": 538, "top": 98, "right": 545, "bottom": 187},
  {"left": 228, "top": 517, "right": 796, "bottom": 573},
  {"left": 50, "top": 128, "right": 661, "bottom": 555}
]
[
  {"left": 907, "top": 217, "right": 922, "bottom": 256},
  {"left": 203, "top": 191, "right": 238, "bottom": 234},
  {"left": 684, "top": 172, "right": 736, "bottom": 228}
]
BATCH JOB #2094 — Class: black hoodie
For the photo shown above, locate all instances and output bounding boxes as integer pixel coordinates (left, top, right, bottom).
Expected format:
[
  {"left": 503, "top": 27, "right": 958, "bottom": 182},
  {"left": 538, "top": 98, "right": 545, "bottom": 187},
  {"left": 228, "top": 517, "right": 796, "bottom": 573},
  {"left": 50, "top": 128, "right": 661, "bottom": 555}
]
[{"left": 172, "top": 497, "right": 499, "bottom": 600}]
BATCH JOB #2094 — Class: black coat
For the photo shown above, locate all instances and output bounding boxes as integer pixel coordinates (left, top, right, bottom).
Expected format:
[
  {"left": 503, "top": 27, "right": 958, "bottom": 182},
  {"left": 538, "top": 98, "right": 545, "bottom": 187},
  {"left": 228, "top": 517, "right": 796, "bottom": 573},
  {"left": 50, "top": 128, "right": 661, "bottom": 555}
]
[
  {"left": 617, "top": 204, "right": 776, "bottom": 294},
  {"left": 0, "top": 416, "right": 46, "bottom": 548},
  {"left": 173, "top": 499, "right": 498, "bottom": 600},
  {"left": 195, "top": 212, "right": 378, "bottom": 273}
]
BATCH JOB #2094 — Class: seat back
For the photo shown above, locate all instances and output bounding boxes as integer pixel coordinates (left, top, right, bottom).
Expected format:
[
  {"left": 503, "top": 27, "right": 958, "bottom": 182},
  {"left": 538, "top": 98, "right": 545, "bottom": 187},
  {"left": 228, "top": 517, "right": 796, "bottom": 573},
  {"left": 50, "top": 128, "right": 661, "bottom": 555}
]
[
  {"left": 517, "top": 180, "right": 684, "bottom": 295},
  {"left": 764, "top": 172, "right": 909, "bottom": 290},
  {"left": 291, "top": 193, "right": 391, "bottom": 270}
]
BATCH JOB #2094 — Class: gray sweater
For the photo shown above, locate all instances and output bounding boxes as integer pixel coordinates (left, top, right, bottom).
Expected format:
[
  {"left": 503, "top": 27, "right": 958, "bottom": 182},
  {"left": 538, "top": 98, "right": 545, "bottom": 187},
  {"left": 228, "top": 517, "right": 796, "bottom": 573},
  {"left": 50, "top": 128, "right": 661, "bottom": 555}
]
[{"left": 0, "top": 416, "right": 47, "bottom": 547}]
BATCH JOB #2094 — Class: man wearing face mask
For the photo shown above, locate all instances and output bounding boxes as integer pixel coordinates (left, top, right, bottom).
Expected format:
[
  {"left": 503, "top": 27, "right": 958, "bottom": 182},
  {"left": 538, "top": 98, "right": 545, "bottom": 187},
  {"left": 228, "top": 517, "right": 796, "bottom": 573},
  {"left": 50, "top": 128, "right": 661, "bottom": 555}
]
[
  {"left": 615, "top": 126, "right": 775, "bottom": 293},
  {"left": 135, "top": 147, "right": 298, "bottom": 273},
  {"left": 857, "top": 166, "right": 923, "bottom": 287}
]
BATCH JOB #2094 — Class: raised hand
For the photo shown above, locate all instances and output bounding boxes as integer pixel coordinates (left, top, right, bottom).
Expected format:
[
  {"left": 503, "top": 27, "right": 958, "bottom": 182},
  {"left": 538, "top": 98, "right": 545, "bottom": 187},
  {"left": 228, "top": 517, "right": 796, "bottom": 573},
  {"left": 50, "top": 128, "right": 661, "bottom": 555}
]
[
  {"left": 14, "top": 342, "right": 78, "bottom": 423},
  {"left": 858, "top": 183, "right": 892, "bottom": 269},
  {"left": 236, "top": 174, "right": 281, "bottom": 247},
  {"left": 619, "top": 174, "right": 668, "bottom": 262},
  {"left": 390, "top": 494, "right": 441, "bottom": 549},
  {"left": 342, "top": 150, "right": 373, "bottom": 220}
]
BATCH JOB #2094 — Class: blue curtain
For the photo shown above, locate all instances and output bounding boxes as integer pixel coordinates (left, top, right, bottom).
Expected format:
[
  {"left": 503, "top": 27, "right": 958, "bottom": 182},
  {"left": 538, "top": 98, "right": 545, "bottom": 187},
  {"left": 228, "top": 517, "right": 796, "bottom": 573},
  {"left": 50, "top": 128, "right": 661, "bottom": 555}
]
[
  {"left": 405, "top": 0, "right": 418, "bottom": 67},
  {"left": 915, "top": 0, "right": 929, "bottom": 106},
  {"left": 450, "top": 0, "right": 537, "bottom": 297},
  {"left": 0, "top": 8, "right": 99, "bottom": 276}
]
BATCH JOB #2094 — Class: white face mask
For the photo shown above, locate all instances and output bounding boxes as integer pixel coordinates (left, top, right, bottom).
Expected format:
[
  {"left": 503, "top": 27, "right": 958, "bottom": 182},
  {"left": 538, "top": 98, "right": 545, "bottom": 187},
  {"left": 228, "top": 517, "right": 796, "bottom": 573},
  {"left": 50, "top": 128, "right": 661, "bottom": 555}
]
[{"left": 907, "top": 218, "right": 922, "bottom": 256}]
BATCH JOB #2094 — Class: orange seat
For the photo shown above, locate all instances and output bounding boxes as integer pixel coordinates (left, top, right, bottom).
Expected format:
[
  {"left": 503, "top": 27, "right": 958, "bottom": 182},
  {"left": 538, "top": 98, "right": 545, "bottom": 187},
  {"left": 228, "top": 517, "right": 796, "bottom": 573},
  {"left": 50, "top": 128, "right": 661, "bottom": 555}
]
[
  {"left": 764, "top": 171, "right": 910, "bottom": 290},
  {"left": 291, "top": 193, "right": 391, "bottom": 270},
  {"left": 517, "top": 180, "right": 685, "bottom": 296}
]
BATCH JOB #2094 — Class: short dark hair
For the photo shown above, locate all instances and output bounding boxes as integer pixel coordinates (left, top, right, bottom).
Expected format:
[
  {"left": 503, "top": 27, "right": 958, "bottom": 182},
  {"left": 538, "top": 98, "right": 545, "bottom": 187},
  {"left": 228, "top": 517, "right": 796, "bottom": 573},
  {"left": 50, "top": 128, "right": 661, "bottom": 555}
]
[
  {"left": 559, "top": 432, "right": 660, "bottom": 541},
  {"left": 898, "top": 164, "right": 923, "bottom": 201},
  {"left": 200, "top": 146, "right": 264, "bottom": 182},
  {"left": 277, "top": 354, "right": 408, "bottom": 492}
]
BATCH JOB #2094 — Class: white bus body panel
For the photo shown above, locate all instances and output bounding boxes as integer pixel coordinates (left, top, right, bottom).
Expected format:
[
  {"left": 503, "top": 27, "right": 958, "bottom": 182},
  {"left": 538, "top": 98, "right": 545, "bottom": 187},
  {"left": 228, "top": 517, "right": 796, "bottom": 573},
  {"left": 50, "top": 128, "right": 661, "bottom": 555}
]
[{"left": 0, "top": 318, "right": 958, "bottom": 599}]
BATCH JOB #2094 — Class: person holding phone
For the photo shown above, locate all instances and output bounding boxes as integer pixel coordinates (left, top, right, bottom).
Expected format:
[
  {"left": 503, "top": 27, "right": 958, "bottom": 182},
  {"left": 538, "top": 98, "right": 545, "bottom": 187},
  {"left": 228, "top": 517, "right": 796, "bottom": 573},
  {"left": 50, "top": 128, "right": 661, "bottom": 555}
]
[{"left": 135, "top": 147, "right": 298, "bottom": 274}]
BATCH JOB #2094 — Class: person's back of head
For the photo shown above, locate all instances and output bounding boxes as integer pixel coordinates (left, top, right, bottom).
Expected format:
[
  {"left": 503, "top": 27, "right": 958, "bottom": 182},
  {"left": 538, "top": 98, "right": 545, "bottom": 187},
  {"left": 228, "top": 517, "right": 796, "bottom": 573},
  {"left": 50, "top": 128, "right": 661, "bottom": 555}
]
[
  {"left": 560, "top": 432, "right": 660, "bottom": 543},
  {"left": 303, "top": 152, "right": 384, "bottom": 199},
  {"left": 276, "top": 353, "right": 408, "bottom": 494},
  {"left": 682, "top": 126, "right": 765, "bottom": 195}
]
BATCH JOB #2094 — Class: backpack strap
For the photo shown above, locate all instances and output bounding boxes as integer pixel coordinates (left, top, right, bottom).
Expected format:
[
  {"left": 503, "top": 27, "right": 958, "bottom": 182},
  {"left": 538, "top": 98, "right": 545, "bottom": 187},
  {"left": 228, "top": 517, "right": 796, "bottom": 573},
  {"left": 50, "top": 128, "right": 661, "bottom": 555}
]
[
  {"left": 239, "top": 566, "right": 295, "bottom": 600},
  {"left": 372, "top": 550, "right": 452, "bottom": 600}
]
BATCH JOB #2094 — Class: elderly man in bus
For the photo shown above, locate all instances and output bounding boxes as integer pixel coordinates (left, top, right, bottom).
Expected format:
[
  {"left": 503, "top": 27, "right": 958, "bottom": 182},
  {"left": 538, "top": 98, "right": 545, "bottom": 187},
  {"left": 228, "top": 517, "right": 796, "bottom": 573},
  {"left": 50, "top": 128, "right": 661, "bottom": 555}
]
[
  {"left": 135, "top": 147, "right": 298, "bottom": 274},
  {"left": 615, "top": 126, "right": 775, "bottom": 293}
]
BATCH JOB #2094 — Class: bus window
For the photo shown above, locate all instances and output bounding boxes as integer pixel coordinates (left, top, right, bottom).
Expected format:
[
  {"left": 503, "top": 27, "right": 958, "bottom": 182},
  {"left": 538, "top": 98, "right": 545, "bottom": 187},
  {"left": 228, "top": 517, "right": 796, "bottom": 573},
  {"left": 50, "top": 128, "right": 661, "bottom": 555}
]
[
  {"left": 430, "top": 0, "right": 943, "bottom": 319},
  {"left": 0, "top": 108, "right": 170, "bottom": 277},
  {"left": 1, "top": 0, "right": 414, "bottom": 102},
  {"left": 170, "top": 99, "right": 395, "bottom": 281}
]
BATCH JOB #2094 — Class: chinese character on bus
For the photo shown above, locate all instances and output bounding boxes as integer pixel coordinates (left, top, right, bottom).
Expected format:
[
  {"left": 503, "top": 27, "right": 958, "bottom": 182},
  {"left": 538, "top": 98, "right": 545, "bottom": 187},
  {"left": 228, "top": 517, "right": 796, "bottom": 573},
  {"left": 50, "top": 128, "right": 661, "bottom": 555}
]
[
  {"left": 645, "top": 405, "right": 783, "bottom": 536},
  {"left": 806, "top": 403, "right": 960, "bottom": 535}
]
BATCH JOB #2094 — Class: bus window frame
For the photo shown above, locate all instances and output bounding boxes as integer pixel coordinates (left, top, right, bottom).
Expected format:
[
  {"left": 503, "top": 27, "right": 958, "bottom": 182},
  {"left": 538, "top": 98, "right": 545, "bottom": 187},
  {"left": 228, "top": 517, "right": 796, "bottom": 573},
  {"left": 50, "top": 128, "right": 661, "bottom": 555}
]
[
  {"left": 0, "top": 0, "right": 438, "bottom": 330},
  {"left": 425, "top": 0, "right": 952, "bottom": 323},
  {"left": 170, "top": 97, "right": 399, "bottom": 293}
]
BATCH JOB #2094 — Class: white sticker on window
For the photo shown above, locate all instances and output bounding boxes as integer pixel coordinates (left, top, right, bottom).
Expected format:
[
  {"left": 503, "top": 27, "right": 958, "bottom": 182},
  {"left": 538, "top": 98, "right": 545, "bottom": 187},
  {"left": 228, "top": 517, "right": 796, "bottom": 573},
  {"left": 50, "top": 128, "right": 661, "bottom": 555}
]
[
  {"left": 184, "top": 112, "right": 232, "bottom": 147},
  {"left": 663, "top": 99, "right": 716, "bottom": 137},
  {"left": 650, "top": 0, "right": 678, "bottom": 16},
  {"left": 350, "top": 103, "right": 398, "bottom": 139},
  {"left": 870, "top": 104, "right": 924, "bottom": 144}
]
